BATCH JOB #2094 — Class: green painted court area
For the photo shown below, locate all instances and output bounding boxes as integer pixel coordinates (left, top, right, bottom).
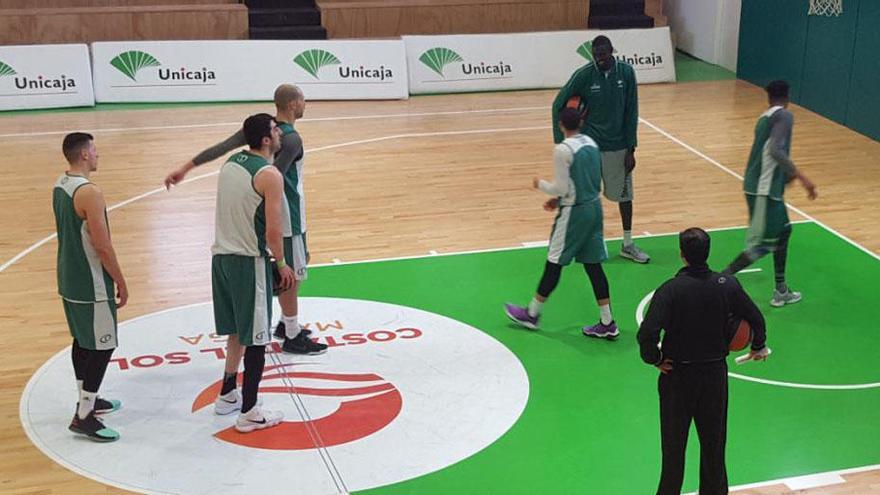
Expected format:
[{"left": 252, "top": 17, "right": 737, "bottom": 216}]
[{"left": 303, "top": 221, "right": 880, "bottom": 494}]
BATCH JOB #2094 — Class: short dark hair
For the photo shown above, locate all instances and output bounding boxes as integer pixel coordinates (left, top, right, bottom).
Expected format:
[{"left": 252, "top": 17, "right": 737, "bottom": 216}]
[
  {"left": 766, "top": 80, "right": 790, "bottom": 99},
  {"left": 679, "top": 227, "right": 711, "bottom": 265},
  {"left": 558, "top": 107, "right": 582, "bottom": 131},
  {"left": 592, "top": 35, "right": 613, "bottom": 51},
  {"left": 242, "top": 113, "right": 275, "bottom": 149},
  {"left": 62, "top": 132, "right": 93, "bottom": 164}
]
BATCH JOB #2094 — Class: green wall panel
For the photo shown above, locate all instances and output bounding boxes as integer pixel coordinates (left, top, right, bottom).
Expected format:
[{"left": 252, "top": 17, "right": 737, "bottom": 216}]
[
  {"left": 846, "top": 0, "right": 880, "bottom": 140},
  {"left": 799, "top": 0, "right": 860, "bottom": 124}
]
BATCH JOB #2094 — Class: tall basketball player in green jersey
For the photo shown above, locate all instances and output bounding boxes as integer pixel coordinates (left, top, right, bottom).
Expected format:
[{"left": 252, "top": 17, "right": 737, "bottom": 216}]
[
  {"left": 165, "top": 85, "right": 326, "bottom": 370},
  {"left": 723, "top": 80, "right": 817, "bottom": 307},
  {"left": 54, "top": 133, "right": 127, "bottom": 442},
  {"left": 552, "top": 35, "right": 649, "bottom": 264}
]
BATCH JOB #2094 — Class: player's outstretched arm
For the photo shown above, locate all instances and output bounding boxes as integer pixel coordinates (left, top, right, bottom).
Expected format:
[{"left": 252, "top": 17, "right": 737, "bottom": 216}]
[{"left": 164, "top": 129, "right": 247, "bottom": 189}]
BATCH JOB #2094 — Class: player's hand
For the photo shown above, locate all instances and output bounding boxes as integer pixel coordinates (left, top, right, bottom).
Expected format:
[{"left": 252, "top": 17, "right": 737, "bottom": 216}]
[
  {"left": 801, "top": 177, "right": 818, "bottom": 200},
  {"left": 164, "top": 162, "right": 195, "bottom": 190},
  {"left": 543, "top": 198, "right": 559, "bottom": 212},
  {"left": 276, "top": 265, "right": 295, "bottom": 292},
  {"left": 624, "top": 150, "right": 636, "bottom": 174},
  {"left": 655, "top": 358, "right": 673, "bottom": 374},
  {"left": 532, "top": 177, "right": 540, "bottom": 190},
  {"left": 116, "top": 280, "right": 129, "bottom": 309},
  {"left": 748, "top": 347, "right": 770, "bottom": 362}
]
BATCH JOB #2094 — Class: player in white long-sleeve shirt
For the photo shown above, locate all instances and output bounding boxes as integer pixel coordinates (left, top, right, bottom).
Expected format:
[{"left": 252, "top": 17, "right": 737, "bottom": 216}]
[{"left": 504, "top": 108, "right": 618, "bottom": 339}]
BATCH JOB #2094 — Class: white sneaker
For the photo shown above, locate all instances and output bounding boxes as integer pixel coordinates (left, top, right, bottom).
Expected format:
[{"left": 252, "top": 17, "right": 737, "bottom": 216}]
[
  {"left": 214, "top": 389, "right": 263, "bottom": 415},
  {"left": 235, "top": 406, "right": 284, "bottom": 433},
  {"left": 214, "top": 390, "right": 242, "bottom": 415},
  {"left": 771, "top": 289, "right": 802, "bottom": 307},
  {"left": 620, "top": 243, "right": 650, "bottom": 264}
]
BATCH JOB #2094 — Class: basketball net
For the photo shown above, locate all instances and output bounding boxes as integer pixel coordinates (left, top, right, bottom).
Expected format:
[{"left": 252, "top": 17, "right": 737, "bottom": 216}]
[{"left": 808, "top": 0, "right": 843, "bottom": 17}]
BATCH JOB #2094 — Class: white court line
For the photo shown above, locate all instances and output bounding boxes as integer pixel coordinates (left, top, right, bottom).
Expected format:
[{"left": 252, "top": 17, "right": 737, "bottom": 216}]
[
  {"left": 634, "top": 290, "right": 880, "bottom": 390},
  {"left": 312, "top": 222, "right": 813, "bottom": 269},
  {"left": 683, "top": 463, "right": 880, "bottom": 494},
  {"left": 0, "top": 124, "right": 542, "bottom": 274},
  {"left": 0, "top": 105, "right": 547, "bottom": 139}
]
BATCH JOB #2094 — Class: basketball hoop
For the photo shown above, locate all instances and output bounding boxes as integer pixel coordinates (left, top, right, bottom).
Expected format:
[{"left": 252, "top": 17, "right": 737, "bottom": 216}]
[{"left": 808, "top": 0, "right": 843, "bottom": 17}]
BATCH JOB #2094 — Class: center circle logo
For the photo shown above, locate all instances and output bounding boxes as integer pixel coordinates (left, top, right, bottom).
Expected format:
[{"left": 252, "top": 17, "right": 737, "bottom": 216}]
[
  {"left": 21, "top": 297, "right": 530, "bottom": 494},
  {"left": 191, "top": 364, "right": 404, "bottom": 450}
]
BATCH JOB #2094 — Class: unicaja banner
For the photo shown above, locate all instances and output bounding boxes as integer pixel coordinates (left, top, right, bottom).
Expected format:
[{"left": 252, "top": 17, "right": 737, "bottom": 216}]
[
  {"left": 537, "top": 27, "right": 676, "bottom": 86},
  {"left": 0, "top": 44, "right": 94, "bottom": 111},
  {"left": 91, "top": 40, "right": 408, "bottom": 103},
  {"left": 404, "top": 27, "right": 675, "bottom": 95},
  {"left": 404, "top": 33, "right": 541, "bottom": 95}
]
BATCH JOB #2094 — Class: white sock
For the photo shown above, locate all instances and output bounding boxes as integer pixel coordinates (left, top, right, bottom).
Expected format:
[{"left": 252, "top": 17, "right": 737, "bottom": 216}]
[
  {"left": 623, "top": 230, "right": 633, "bottom": 247},
  {"left": 78, "top": 391, "right": 96, "bottom": 420},
  {"left": 527, "top": 298, "right": 543, "bottom": 318},
  {"left": 599, "top": 304, "right": 613, "bottom": 325},
  {"left": 283, "top": 314, "right": 301, "bottom": 339}
]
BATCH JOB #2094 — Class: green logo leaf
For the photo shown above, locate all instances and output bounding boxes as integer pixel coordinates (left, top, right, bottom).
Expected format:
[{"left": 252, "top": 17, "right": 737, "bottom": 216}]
[
  {"left": 419, "top": 47, "right": 463, "bottom": 77},
  {"left": 294, "top": 49, "right": 341, "bottom": 79},
  {"left": 0, "top": 60, "right": 17, "bottom": 77},
  {"left": 576, "top": 41, "right": 595, "bottom": 63},
  {"left": 110, "top": 51, "right": 161, "bottom": 81}
]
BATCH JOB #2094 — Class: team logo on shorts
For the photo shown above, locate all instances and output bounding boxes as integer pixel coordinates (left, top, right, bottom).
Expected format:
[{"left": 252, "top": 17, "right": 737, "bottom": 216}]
[{"left": 21, "top": 297, "right": 529, "bottom": 494}]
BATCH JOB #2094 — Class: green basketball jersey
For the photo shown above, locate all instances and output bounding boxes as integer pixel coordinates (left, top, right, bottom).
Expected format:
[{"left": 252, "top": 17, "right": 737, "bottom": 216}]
[
  {"left": 743, "top": 106, "right": 789, "bottom": 200},
  {"left": 53, "top": 173, "right": 114, "bottom": 303},
  {"left": 211, "top": 151, "right": 274, "bottom": 258},
  {"left": 560, "top": 134, "right": 603, "bottom": 206},
  {"left": 278, "top": 122, "right": 306, "bottom": 235}
]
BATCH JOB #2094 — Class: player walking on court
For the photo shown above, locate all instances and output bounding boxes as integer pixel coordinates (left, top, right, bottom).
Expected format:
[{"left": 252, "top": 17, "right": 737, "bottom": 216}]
[
  {"left": 165, "top": 85, "right": 326, "bottom": 358},
  {"left": 552, "top": 35, "right": 649, "bottom": 264},
  {"left": 722, "top": 80, "right": 817, "bottom": 306},
  {"left": 54, "top": 132, "right": 126, "bottom": 442},
  {"left": 210, "top": 113, "right": 291, "bottom": 432},
  {"left": 505, "top": 108, "right": 618, "bottom": 339}
]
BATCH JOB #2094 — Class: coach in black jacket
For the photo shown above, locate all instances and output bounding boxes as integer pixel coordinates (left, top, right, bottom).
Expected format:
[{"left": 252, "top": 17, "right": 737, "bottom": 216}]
[{"left": 637, "top": 227, "right": 769, "bottom": 495}]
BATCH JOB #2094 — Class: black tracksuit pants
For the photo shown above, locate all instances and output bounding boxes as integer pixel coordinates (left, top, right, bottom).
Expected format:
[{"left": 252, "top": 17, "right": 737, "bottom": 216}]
[{"left": 657, "top": 360, "right": 729, "bottom": 495}]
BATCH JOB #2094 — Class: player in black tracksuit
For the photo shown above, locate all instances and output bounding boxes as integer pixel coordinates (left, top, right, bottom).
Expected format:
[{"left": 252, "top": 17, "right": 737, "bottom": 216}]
[{"left": 637, "top": 228, "right": 769, "bottom": 495}]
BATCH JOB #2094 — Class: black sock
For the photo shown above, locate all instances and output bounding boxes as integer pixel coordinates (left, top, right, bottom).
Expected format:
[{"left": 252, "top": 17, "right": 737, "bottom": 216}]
[
  {"left": 71, "top": 339, "right": 88, "bottom": 383},
  {"left": 221, "top": 371, "right": 237, "bottom": 395},
  {"left": 619, "top": 201, "right": 633, "bottom": 231},
  {"left": 241, "top": 346, "right": 266, "bottom": 414},
  {"left": 774, "top": 227, "right": 792, "bottom": 292},
  {"left": 583, "top": 263, "right": 610, "bottom": 300},
  {"left": 536, "top": 261, "right": 563, "bottom": 299},
  {"left": 82, "top": 348, "right": 114, "bottom": 393},
  {"left": 724, "top": 252, "right": 754, "bottom": 275}
]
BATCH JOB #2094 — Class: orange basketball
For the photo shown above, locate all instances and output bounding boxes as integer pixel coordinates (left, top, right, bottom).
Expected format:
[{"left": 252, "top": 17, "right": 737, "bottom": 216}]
[
  {"left": 566, "top": 96, "right": 588, "bottom": 119},
  {"left": 728, "top": 318, "right": 752, "bottom": 351}
]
